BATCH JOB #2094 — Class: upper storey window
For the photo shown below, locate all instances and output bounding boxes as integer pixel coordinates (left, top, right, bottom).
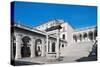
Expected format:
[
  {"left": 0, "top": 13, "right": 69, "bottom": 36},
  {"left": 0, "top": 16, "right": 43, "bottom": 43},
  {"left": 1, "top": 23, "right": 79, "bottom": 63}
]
[{"left": 62, "top": 34, "right": 65, "bottom": 39}]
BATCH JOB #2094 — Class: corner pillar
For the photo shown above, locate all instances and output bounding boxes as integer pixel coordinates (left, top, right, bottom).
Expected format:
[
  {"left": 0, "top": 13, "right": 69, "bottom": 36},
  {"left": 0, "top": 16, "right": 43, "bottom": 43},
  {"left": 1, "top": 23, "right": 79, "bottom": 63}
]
[{"left": 15, "top": 34, "right": 21, "bottom": 59}]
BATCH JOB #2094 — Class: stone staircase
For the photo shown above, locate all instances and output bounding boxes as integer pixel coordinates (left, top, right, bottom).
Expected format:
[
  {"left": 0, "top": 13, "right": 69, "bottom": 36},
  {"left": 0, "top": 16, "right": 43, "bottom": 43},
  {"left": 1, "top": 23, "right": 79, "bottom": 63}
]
[{"left": 60, "top": 41, "right": 94, "bottom": 60}]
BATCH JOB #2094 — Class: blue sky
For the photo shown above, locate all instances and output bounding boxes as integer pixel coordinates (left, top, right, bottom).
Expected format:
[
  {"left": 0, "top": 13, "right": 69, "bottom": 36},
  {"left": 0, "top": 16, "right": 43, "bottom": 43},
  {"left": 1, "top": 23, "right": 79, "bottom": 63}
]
[{"left": 13, "top": 1, "right": 97, "bottom": 29}]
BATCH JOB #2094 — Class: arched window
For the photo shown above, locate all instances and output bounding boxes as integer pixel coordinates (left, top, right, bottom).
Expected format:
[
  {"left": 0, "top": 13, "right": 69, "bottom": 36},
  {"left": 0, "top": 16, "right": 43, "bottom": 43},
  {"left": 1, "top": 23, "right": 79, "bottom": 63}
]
[
  {"left": 62, "top": 34, "right": 65, "bottom": 39},
  {"left": 88, "top": 31, "right": 93, "bottom": 40},
  {"left": 62, "top": 44, "right": 64, "bottom": 47},
  {"left": 52, "top": 42, "right": 55, "bottom": 52}
]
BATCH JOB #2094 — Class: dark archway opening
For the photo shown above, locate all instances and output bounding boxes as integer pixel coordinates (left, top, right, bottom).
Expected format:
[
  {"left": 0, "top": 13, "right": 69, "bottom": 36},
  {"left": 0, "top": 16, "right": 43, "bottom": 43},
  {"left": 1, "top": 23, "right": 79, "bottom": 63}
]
[
  {"left": 62, "top": 34, "right": 65, "bottom": 40},
  {"left": 21, "top": 36, "right": 31, "bottom": 58},
  {"left": 73, "top": 35, "right": 77, "bottom": 42},
  {"left": 79, "top": 34, "right": 82, "bottom": 41},
  {"left": 83, "top": 33, "right": 87, "bottom": 40},
  {"left": 88, "top": 31, "right": 93, "bottom": 41}
]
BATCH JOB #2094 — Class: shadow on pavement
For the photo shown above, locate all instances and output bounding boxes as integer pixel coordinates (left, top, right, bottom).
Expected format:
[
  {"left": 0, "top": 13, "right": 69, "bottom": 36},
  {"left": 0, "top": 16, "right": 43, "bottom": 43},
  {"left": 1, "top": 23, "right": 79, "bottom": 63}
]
[
  {"left": 11, "top": 60, "right": 44, "bottom": 66},
  {"left": 75, "top": 56, "right": 97, "bottom": 62}
]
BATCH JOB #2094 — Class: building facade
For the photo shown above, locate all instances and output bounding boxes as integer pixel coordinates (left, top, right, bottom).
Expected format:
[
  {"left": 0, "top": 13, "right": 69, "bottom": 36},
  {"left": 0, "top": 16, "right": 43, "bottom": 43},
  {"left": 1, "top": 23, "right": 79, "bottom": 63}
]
[{"left": 11, "top": 19, "right": 97, "bottom": 61}]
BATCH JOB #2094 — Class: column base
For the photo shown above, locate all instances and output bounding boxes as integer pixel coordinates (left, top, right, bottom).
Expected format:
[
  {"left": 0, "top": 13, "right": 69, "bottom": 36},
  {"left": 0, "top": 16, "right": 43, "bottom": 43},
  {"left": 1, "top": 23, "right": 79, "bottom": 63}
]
[
  {"left": 15, "top": 55, "right": 21, "bottom": 59},
  {"left": 30, "top": 55, "right": 35, "bottom": 58}
]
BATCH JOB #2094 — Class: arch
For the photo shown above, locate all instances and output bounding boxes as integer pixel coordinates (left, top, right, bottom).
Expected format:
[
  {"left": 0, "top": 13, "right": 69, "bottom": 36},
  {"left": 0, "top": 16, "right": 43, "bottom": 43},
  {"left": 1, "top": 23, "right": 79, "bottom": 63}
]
[
  {"left": 73, "top": 34, "right": 77, "bottom": 42},
  {"left": 88, "top": 31, "right": 93, "bottom": 40},
  {"left": 21, "top": 36, "right": 31, "bottom": 57},
  {"left": 52, "top": 42, "right": 56, "bottom": 52},
  {"left": 35, "top": 39, "right": 42, "bottom": 57},
  {"left": 22, "top": 36, "right": 31, "bottom": 45},
  {"left": 62, "top": 34, "right": 65, "bottom": 39},
  {"left": 35, "top": 39, "right": 42, "bottom": 44},
  {"left": 83, "top": 32, "right": 87, "bottom": 39},
  {"left": 79, "top": 34, "right": 82, "bottom": 41}
]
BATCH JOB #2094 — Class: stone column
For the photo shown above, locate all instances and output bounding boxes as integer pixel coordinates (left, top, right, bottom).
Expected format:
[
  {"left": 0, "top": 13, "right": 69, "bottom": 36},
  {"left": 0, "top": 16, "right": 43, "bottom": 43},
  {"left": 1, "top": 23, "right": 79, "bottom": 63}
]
[
  {"left": 77, "top": 38, "right": 79, "bottom": 43},
  {"left": 86, "top": 37, "right": 88, "bottom": 42},
  {"left": 73, "top": 39, "right": 76, "bottom": 43},
  {"left": 15, "top": 34, "right": 21, "bottom": 59},
  {"left": 30, "top": 37, "right": 35, "bottom": 58},
  {"left": 41, "top": 39, "right": 45, "bottom": 57},
  {"left": 88, "top": 34, "right": 90, "bottom": 41},
  {"left": 49, "top": 41, "right": 52, "bottom": 53},
  {"left": 46, "top": 34, "right": 48, "bottom": 56},
  {"left": 81, "top": 34, "right": 82, "bottom": 42},
  {"left": 56, "top": 30, "right": 60, "bottom": 58}
]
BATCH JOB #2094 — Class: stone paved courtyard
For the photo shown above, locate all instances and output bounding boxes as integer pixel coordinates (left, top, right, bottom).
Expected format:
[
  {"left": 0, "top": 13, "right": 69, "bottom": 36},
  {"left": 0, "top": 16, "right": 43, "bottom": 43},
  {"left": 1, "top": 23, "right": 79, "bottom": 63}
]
[
  {"left": 15, "top": 54, "right": 97, "bottom": 65},
  {"left": 16, "top": 56, "right": 79, "bottom": 64}
]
